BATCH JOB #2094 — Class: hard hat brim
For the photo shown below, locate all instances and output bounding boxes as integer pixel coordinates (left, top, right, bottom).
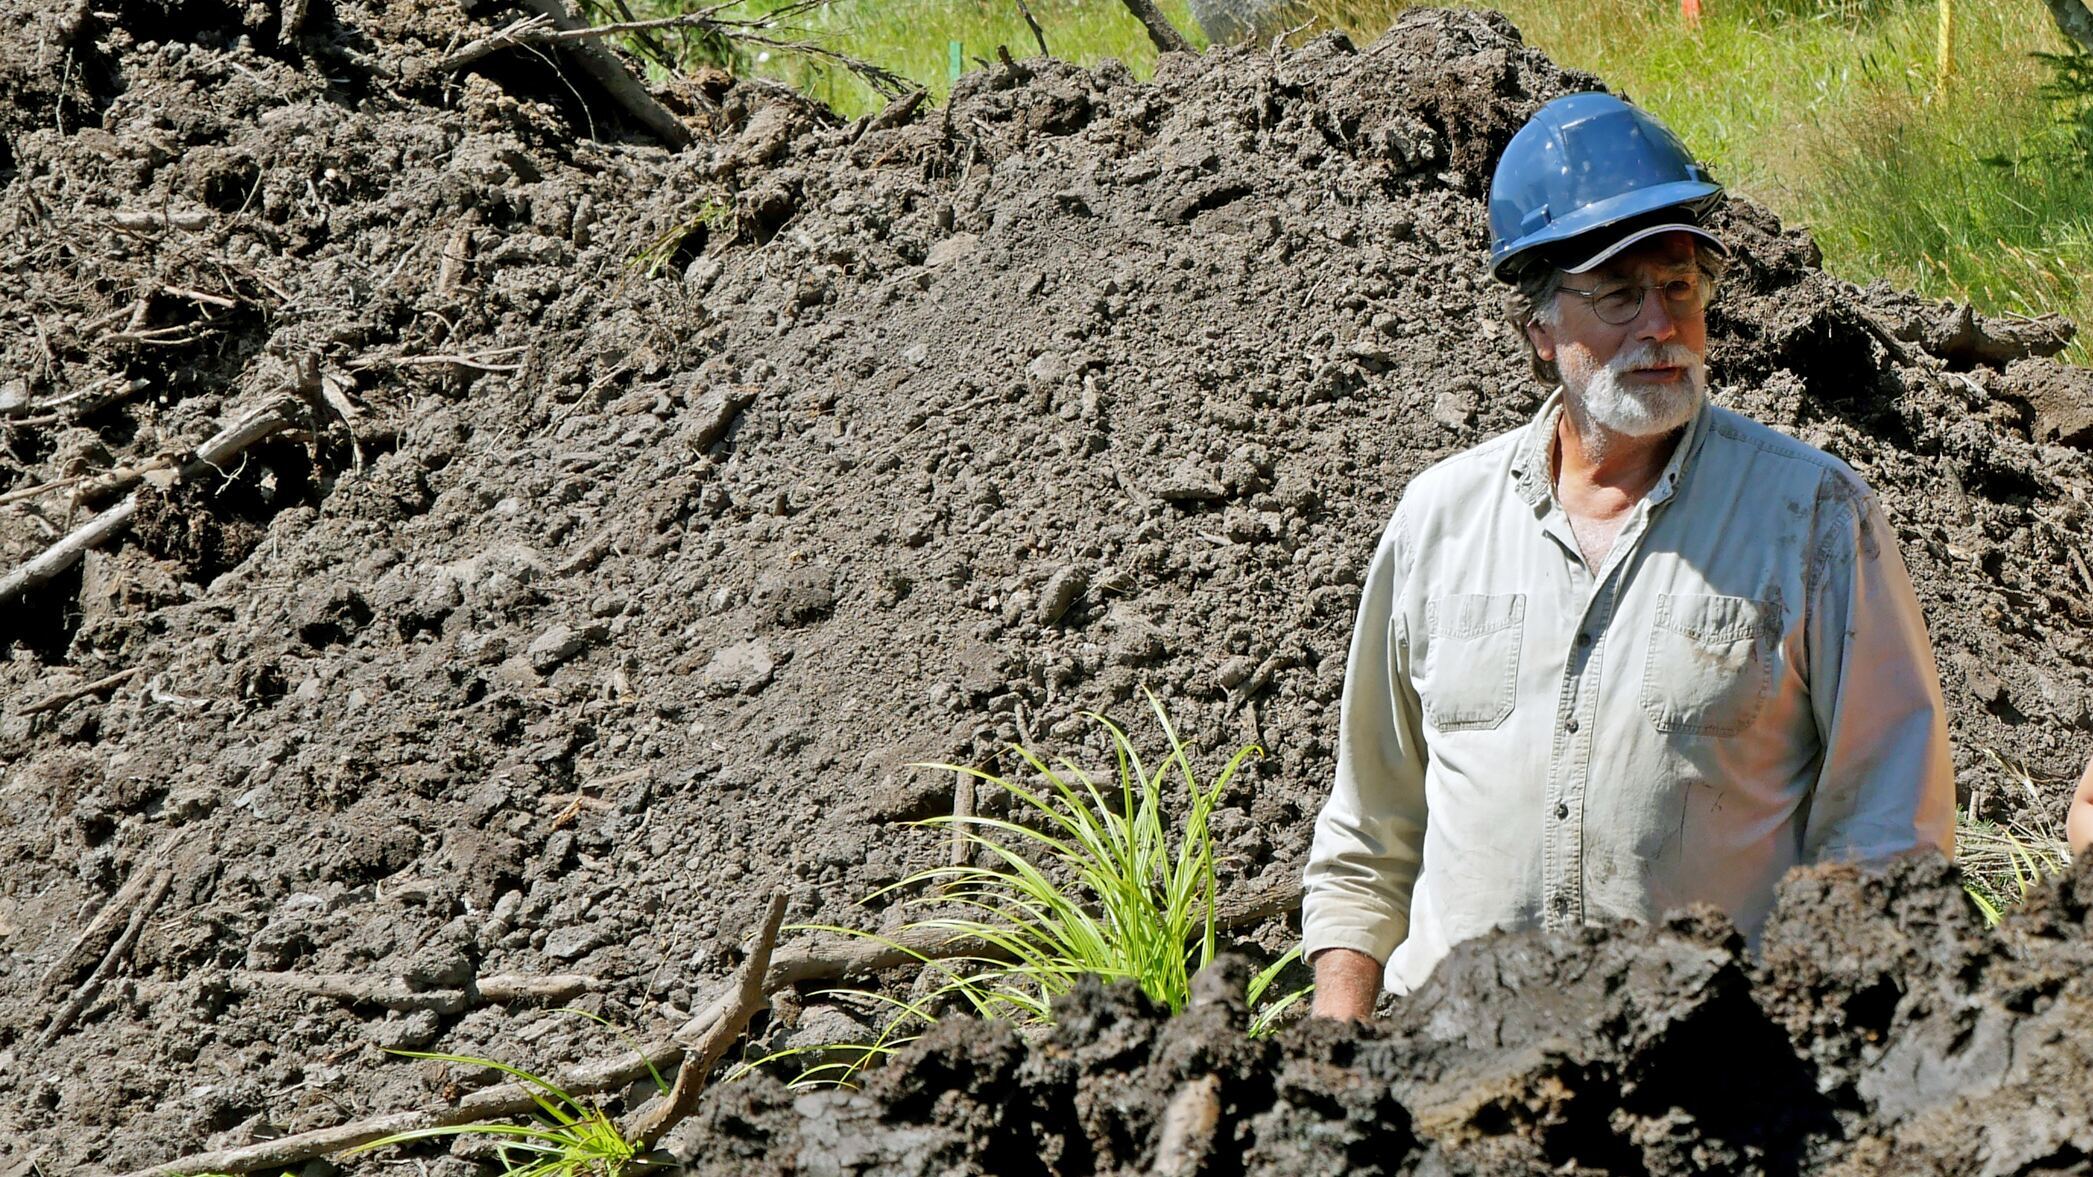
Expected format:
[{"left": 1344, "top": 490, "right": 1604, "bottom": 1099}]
[{"left": 1561, "top": 222, "right": 1728, "bottom": 274}]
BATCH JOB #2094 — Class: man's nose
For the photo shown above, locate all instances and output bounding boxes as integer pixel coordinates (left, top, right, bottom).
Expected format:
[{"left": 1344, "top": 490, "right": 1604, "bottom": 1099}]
[{"left": 1635, "top": 288, "right": 1678, "bottom": 341}]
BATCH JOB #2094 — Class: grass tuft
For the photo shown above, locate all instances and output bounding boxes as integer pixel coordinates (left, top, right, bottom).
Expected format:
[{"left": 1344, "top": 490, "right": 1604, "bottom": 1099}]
[
  {"left": 746, "top": 693, "right": 1307, "bottom": 1086},
  {"left": 1958, "top": 747, "right": 2074, "bottom": 925}
]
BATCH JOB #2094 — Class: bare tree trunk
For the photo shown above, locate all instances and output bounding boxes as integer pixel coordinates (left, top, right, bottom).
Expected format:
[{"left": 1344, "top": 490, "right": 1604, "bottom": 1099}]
[{"left": 2044, "top": 0, "right": 2093, "bottom": 53}]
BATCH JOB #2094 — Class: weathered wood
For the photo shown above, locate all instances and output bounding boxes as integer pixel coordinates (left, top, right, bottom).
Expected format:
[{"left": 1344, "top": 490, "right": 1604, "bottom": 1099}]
[
  {"left": 0, "top": 395, "right": 304, "bottom": 606},
  {"left": 1120, "top": 0, "right": 1192, "bottom": 54},
  {"left": 2043, "top": 0, "right": 2093, "bottom": 52},
  {"left": 624, "top": 891, "right": 790, "bottom": 1148},
  {"left": 511, "top": 0, "right": 695, "bottom": 150}
]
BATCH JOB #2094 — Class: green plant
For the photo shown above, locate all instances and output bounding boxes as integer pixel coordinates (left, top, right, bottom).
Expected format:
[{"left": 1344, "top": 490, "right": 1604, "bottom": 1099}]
[
  {"left": 1959, "top": 748, "right": 2074, "bottom": 925},
  {"left": 896, "top": 694, "right": 1259, "bottom": 1021},
  {"left": 343, "top": 1046, "right": 660, "bottom": 1176},
  {"left": 747, "top": 694, "right": 1308, "bottom": 1086},
  {"left": 630, "top": 194, "right": 735, "bottom": 277}
]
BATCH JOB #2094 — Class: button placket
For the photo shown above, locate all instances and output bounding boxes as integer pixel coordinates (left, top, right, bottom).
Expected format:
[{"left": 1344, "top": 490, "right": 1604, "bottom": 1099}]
[{"left": 1548, "top": 569, "right": 1624, "bottom": 930}]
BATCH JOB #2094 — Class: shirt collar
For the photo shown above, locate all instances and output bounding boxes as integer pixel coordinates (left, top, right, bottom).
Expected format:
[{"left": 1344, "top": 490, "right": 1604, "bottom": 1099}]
[{"left": 1509, "top": 386, "right": 1715, "bottom": 510}]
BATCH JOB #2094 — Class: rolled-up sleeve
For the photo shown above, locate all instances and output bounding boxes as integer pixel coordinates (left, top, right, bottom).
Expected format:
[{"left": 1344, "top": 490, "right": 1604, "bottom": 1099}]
[
  {"left": 1800, "top": 479, "right": 1955, "bottom": 864},
  {"left": 1302, "top": 506, "right": 1431, "bottom": 964}
]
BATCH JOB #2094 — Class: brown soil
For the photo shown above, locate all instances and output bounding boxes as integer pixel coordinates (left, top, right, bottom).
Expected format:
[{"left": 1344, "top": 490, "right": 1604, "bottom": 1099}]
[{"left": 1, "top": 1, "right": 2090, "bottom": 1173}]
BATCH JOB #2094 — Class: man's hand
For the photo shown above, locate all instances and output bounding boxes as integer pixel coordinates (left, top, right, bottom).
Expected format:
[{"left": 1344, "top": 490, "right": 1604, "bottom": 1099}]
[{"left": 1309, "top": 947, "right": 1382, "bottom": 1022}]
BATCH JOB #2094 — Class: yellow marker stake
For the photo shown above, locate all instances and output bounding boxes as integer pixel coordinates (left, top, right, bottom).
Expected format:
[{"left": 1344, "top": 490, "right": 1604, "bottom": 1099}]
[{"left": 1936, "top": 0, "right": 1954, "bottom": 89}]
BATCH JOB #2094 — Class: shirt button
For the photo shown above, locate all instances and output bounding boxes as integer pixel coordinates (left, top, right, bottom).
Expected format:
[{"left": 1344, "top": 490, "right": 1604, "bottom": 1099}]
[
  {"left": 1554, "top": 801, "right": 1569, "bottom": 820},
  {"left": 1565, "top": 717, "right": 1579, "bottom": 733},
  {"left": 1576, "top": 632, "right": 1592, "bottom": 647},
  {"left": 1552, "top": 895, "right": 1572, "bottom": 917}
]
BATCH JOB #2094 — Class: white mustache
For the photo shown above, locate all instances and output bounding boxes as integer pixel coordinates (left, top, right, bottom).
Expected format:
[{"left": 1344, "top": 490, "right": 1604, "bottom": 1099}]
[{"left": 1609, "top": 342, "right": 1701, "bottom": 374}]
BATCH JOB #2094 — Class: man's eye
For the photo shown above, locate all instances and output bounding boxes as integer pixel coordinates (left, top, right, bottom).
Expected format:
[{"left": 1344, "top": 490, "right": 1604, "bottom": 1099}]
[
  {"left": 1660, "top": 278, "right": 1698, "bottom": 301},
  {"left": 1594, "top": 289, "right": 1639, "bottom": 315}
]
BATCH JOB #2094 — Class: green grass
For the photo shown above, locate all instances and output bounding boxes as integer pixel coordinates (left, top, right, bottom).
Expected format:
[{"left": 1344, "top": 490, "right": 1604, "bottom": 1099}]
[
  {"left": 1959, "top": 747, "right": 2074, "bottom": 924},
  {"left": 752, "top": 695, "right": 1307, "bottom": 1087},
  {"left": 342, "top": 1027, "right": 668, "bottom": 1176}
]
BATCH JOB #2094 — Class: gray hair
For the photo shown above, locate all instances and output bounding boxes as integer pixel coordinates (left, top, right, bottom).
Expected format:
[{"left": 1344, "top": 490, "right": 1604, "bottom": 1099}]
[
  {"left": 1500, "top": 244, "right": 1731, "bottom": 387},
  {"left": 1502, "top": 265, "right": 1568, "bottom": 386}
]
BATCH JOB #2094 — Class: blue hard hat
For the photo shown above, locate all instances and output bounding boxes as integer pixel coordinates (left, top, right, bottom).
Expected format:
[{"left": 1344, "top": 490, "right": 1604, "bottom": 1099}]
[{"left": 1487, "top": 92, "right": 1725, "bottom": 282}]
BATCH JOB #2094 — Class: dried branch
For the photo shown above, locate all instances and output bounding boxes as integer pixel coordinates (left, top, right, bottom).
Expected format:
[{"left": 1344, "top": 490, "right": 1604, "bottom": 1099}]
[
  {"left": 41, "top": 867, "right": 173, "bottom": 1046},
  {"left": 512, "top": 0, "right": 696, "bottom": 150},
  {"left": 2043, "top": 0, "right": 2093, "bottom": 53},
  {"left": 1014, "top": 0, "right": 1048, "bottom": 56},
  {"left": 0, "top": 394, "right": 303, "bottom": 606},
  {"left": 1121, "top": 0, "right": 1192, "bottom": 55},
  {"left": 624, "top": 891, "right": 789, "bottom": 1148},
  {"left": 18, "top": 667, "right": 143, "bottom": 716}
]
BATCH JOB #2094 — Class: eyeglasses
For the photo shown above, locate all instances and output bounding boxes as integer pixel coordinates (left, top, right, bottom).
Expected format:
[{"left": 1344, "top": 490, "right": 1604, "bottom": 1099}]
[{"left": 1557, "top": 272, "right": 1717, "bottom": 326}]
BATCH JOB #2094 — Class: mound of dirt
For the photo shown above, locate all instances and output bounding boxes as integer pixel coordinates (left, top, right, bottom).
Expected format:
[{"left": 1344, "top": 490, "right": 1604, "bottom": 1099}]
[
  {"left": 2, "top": 0, "right": 2091, "bottom": 1171},
  {"left": 684, "top": 856, "right": 2093, "bottom": 1176}
]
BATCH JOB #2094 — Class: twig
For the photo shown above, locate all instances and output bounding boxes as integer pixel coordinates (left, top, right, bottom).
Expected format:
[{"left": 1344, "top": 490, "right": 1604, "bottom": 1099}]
[
  {"left": 624, "top": 891, "right": 789, "bottom": 1148},
  {"left": 121, "top": 892, "right": 793, "bottom": 1177},
  {"left": 41, "top": 866, "right": 173, "bottom": 1046},
  {"left": 126, "top": 971, "right": 605, "bottom": 1015},
  {"left": 433, "top": 13, "right": 555, "bottom": 72},
  {"left": 1120, "top": 0, "right": 1192, "bottom": 54},
  {"left": 0, "top": 398, "right": 302, "bottom": 605},
  {"left": 38, "top": 838, "right": 180, "bottom": 994},
  {"left": 19, "top": 666, "right": 143, "bottom": 715},
  {"left": 1013, "top": 0, "right": 1048, "bottom": 56},
  {"left": 0, "top": 474, "right": 87, "bottom": 507},
  {"left": 512, "top": 0, "right": 695, "bottom": 150}
]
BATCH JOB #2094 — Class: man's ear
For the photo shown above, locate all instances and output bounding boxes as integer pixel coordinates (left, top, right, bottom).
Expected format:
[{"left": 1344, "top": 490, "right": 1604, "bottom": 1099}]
[{"left": 1524, "top": 319, "right": 1557, "bottom": 362}]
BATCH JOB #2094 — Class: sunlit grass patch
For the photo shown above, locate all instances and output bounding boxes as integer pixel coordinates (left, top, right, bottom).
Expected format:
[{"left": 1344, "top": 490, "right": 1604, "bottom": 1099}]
[
  {"left": 1959, "top": 748, "right": 2074, "bottom": 925},
  {"left": 744, "top": 693, "right": 1308, "bottom": 1086}
]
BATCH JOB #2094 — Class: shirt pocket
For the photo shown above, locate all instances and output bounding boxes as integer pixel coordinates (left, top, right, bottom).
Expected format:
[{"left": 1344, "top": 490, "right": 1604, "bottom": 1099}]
[
  {"left": 1639, "top": 593, "right": 1777, "bottom": 737},
  {"left": 1422, "top": 593, "right": 1525, "bottom": 731}
]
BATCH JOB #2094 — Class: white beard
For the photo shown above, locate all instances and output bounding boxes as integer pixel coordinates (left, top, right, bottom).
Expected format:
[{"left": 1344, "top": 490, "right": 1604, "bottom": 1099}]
[{"left": 1563, "top": 342, "right": 1707, "bottom": 450}]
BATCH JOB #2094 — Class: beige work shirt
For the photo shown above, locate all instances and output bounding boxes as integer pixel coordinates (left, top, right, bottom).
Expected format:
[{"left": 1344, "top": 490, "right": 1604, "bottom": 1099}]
[{"left": 1302, "top": 390, "right": 1955, "bottom": 994}]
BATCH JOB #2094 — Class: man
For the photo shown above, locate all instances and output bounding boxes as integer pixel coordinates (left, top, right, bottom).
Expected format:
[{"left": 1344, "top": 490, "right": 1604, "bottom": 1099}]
[{"left": 1301, "top": 93, "right": 1955, "bottom": 1018}]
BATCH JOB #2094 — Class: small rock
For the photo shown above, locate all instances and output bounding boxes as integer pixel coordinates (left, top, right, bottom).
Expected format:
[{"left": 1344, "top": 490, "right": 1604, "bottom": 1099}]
[
  {"left": 366, "top": 1009, "right": 443, "bottom": 1050},
  {"left": 1036, "top": 566, "right": 1089, "bottom": 626},
  {"left": 1155, "top": 465, "right": 1227, "bottom": 503},
  {"left": 528, "top": 623, "right": 606, "bottom": 673},
  {"left": 403, "top": 940, "right": 475, "bottom": 990},
  {"left": 702, "top": 639, "right": 776, "bottom": 696},
  {"left": 1026, "top": 351, "right": 1072, "bottom": 384},
  {"left": 1215, "top": 655, "right": 1257, "bottom": 690},
  {"left": 683, "top": 385, "right": 758, "bottom": 453},
  {"left": 542, "top": 924, "right": 605, "bottom": 961}
]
